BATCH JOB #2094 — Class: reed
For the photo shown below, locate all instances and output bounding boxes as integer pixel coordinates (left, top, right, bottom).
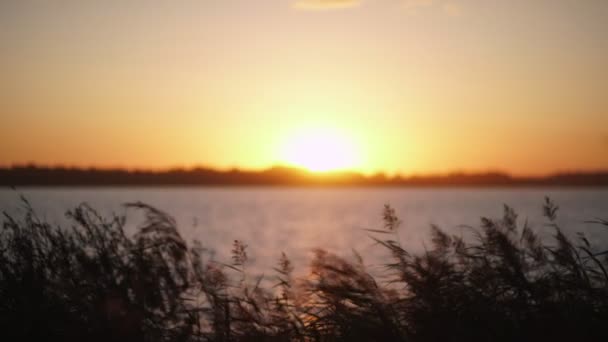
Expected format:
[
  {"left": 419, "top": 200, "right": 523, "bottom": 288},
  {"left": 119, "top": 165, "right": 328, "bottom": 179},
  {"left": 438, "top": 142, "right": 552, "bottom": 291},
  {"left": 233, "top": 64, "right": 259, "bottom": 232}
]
[{"left": 1, "top": 196, "right": 607, "bottom": 341}]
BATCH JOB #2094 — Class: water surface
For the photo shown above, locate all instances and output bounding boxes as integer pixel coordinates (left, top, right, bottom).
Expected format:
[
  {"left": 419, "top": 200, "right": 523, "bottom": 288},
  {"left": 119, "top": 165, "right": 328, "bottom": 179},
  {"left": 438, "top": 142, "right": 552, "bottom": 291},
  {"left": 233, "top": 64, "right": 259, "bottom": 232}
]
[{"left": 2, "top": 187, "right": 607, "bottom": 274}]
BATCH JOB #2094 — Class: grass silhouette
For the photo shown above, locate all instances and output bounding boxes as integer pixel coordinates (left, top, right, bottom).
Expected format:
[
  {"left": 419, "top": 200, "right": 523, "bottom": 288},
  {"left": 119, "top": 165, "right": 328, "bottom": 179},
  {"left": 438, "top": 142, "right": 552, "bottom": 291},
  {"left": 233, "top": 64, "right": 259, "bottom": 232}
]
[{"left": 1, "top": 196, "right": 607, "bottom": 341}]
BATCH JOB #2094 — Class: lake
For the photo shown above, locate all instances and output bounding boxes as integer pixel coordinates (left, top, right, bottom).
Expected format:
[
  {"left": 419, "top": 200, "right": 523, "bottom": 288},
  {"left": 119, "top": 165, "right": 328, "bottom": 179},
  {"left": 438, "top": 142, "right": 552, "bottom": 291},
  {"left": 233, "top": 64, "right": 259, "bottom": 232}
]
[{"left": 2, "top": 187, "right": 608, "bottom": 274}]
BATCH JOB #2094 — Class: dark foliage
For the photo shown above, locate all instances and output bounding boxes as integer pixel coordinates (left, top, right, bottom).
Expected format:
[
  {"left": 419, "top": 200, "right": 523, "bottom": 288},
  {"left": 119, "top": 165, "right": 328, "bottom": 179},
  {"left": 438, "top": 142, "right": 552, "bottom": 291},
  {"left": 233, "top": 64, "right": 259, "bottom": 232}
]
[
  {"left": 1, "top": 196, "right": 607, "bottom": 341},
  {"left": 3, "top": 165, "right": 608, "bottom": 186}
]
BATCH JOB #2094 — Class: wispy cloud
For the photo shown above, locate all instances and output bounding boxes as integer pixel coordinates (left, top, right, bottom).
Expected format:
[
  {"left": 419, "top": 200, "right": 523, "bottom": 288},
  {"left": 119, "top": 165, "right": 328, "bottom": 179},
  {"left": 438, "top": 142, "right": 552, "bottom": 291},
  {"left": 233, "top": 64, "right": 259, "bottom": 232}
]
[
  {"left": 292, "top": 0, "right": 462, "bottom": 14},
  {"left": 293, "top": 0, "right": 362, "bottom": 11},
  {"left": 403, "top": 0, "right": 434, "bottom": 12},
  {"left": 403, "top": 0, "right": 463, "bottom": 16},
  {"left": 442, "top": 2, "right": 463, "bottom": 16}
]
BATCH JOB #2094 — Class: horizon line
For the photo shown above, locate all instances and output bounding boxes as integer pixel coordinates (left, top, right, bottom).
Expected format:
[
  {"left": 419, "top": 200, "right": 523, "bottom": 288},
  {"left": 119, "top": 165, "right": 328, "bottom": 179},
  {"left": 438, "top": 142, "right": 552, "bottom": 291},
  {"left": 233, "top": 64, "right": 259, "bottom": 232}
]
[{"left": 3, "top": 163, "right": 608, "bottom": 179}]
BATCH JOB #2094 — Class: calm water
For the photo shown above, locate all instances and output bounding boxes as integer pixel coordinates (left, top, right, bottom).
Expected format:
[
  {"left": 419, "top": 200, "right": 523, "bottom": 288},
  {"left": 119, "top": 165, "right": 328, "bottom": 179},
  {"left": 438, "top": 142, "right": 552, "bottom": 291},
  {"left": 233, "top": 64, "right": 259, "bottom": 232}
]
[{"left": 2, "top": 187, "right": 608, "bottom": 274}]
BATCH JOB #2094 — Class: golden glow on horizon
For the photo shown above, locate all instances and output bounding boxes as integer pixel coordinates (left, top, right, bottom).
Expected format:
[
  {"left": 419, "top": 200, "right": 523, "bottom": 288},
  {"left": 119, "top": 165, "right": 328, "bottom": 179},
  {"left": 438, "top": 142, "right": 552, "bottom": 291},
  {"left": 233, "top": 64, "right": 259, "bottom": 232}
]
[
  {"left": 1, "top": 1, "right": 608, "bottom": 175},
  {"left": 280, "top": 127, "right": 361, "bottom": 172}
]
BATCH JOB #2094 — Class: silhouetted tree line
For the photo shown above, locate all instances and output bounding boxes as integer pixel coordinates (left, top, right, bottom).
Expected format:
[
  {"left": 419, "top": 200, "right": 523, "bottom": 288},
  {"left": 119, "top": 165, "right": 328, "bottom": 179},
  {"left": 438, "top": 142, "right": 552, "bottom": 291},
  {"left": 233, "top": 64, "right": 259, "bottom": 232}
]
[
  {"left": 1, "top": 197, "right": 608, "bottom": 341},
  {"left": 2, "top": 165, "right": 608, "bottom": 186}
]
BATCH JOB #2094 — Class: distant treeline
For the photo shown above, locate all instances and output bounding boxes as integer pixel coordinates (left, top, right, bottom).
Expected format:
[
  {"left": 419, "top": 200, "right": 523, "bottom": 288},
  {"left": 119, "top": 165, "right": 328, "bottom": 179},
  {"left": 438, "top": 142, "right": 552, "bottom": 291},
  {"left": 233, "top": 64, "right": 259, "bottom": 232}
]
[{"left": 1, "top": 165, "right": 608, "bottom": 187}]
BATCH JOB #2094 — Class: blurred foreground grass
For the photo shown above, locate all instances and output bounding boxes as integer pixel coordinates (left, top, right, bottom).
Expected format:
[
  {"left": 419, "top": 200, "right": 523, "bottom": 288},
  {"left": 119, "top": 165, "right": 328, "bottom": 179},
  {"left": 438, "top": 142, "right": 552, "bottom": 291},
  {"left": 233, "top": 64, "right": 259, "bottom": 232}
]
[{"left": 1, "top": 196, "right": 608, "bottom": 342}]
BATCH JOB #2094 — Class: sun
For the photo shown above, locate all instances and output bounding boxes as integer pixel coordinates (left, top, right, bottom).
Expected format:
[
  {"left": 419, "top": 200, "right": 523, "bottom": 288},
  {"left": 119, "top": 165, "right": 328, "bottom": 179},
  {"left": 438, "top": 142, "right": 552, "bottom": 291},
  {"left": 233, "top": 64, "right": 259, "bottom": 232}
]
[{"left": 281, "top": 127, "right": 360, "bottom": 172}]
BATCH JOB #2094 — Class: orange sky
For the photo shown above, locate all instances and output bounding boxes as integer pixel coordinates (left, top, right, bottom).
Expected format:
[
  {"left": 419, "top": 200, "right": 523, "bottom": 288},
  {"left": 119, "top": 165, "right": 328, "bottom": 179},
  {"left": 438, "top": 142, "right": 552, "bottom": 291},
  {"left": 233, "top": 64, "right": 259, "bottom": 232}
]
[{"left": 1, "top": 0, "right": 607, "bottom": 176}]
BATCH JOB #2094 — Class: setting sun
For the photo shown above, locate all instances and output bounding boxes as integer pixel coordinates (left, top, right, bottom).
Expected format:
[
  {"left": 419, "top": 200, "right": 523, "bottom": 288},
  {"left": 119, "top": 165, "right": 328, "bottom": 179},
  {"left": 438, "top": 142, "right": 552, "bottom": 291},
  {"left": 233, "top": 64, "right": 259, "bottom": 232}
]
[
  {"left": 2, "top": 1, "right": 608, "bottom": 340},
  {"left": 280, "top": 128, "right": 360, "bottom": 172}
]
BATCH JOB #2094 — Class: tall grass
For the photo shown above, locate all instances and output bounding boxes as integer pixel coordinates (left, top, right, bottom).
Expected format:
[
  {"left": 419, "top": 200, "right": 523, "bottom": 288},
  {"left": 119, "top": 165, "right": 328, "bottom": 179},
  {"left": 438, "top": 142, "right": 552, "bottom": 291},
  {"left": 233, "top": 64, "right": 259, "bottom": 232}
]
[{"left": 1, "top": 196, "right": 607, "bottom": 341}]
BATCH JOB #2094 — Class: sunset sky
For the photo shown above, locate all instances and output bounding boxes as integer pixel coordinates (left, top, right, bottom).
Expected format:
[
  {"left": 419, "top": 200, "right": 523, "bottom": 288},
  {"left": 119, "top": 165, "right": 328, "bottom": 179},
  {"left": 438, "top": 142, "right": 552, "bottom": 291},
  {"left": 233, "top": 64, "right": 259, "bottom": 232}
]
[{"left": 1, "top": 0, "right": 607, "bottom": 176}]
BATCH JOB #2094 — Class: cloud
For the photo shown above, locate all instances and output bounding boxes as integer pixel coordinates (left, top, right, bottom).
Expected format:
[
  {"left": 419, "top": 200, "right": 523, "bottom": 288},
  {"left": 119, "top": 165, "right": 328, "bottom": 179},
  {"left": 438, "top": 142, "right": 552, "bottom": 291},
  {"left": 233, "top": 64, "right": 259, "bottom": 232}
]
[
  {"left": 292, "top": 0, "right": 462, "bottom": 14},
  {"left": 442, "top": 2, "right": 463, "bottom": 16},
  {"left": 403, "top": 0, "right": 463, "bottom": 16},
  {"left": 403, "top": 0, "right": 434, "bottom": 12},
  {"left": 293, "top": 0, "right": 362, "bottom": 11}
]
